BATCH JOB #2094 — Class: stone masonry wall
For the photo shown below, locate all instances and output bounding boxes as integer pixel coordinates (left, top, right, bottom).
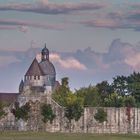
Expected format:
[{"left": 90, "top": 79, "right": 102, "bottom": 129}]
[
  {"left": 64, "top": 107, "right": 140, "bottom": 133},
  {"left": 1, "top": 98, "right": 140, "bottom": 133}
]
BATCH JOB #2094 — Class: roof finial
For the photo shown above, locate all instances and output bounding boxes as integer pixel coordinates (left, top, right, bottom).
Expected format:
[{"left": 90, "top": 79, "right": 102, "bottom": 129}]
[{"left": 45, "top": 43, "right": 47, "bottom": 48}]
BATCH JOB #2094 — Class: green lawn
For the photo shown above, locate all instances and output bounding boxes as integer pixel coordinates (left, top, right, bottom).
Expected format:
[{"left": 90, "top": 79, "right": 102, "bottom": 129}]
[{"left": 0, "top": 132, "right": 140, "bottom": 140}]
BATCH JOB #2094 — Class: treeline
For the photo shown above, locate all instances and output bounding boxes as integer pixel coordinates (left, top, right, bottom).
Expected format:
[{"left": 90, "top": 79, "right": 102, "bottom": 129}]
[{"left": 52, "top": 72, "right": 140, "bottom": 108}]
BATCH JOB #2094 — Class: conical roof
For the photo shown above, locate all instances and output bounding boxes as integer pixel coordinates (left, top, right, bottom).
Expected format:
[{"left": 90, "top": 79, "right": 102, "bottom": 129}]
[{"left": 25, "top": 58, "right": 44, "bottom": 76}]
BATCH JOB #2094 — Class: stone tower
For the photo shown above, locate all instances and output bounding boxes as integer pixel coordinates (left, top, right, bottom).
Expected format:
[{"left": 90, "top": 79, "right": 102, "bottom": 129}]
[{"left": 21, "top": 44, "right": 56, "bottom": 94}]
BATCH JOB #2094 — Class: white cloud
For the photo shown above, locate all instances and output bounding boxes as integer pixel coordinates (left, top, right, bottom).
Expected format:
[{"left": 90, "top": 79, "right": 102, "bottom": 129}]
[
  {"left": 50, "top": 53, "right": 87, "bottom": 70},
  {"left": 18, "top": 26, "right": 28, "bottom": 33}
]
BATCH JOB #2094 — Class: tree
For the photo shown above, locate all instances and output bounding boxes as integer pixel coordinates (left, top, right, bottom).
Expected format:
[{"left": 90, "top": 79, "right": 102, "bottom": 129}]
[
  {"left": 104, "top": 93, "right": 124, "bottom": 107},
  {"left": 96, "top": 81, "right": 113, "bottom": 103},
  {"left": 94, "top": 108, "right": 107, "bottom": 123},
  {"left": 11, "top": 102, "right": 30, "bottom": 121},
  {"left": 41, "top": 104, "right": 55, "bottom": 124},
  {"left": 127, "top": 72, "right": 140, "bottom": 102},
  {"left": 52, "top": 77, "right": 72, "bottom": 106},
  {"left": 124, "top": 96, "right": 136, "bottom": 107},
  {"left": 64, "top": 95, "right": 83, "bottom": 132},
  {"left": 112, "top": 75, "right": 128, "bottom": 96},
  {"left": 65, "top": 100, "right": 83, "bottom": 121},
  {"left": 75, "top": 85, "right": 100, "bottom": 107},
  {"left": 61, "top": 77, "right": 69, "bottom": 89},
  {"left": 0, "top": 102, "right": 7, "bottom": 119}
]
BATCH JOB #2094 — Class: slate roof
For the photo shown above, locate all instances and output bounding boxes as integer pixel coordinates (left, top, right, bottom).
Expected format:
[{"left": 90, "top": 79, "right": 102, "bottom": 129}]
[
  {"left": 0, "top": 93, "right": 19, "bottom": 103},
  {"left": 39, "top": 60, "right": 56, "bottom": 75},
  {"left": 25, "top": 58, "right": 44, "bottom": 76}
]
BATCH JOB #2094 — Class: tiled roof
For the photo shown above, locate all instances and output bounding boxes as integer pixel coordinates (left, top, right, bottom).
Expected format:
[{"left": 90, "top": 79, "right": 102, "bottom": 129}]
[
  {"left": 25, "top": 58, "right": 44, "bottom": 76},
  {"left": 0, "top": 93, "right": 19, "bottom": 103}
]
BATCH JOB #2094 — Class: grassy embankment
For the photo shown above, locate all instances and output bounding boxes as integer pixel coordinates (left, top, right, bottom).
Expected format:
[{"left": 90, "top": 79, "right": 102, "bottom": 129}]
[{"left": 0, "top": 131, "right": 140, "bottom": 140}]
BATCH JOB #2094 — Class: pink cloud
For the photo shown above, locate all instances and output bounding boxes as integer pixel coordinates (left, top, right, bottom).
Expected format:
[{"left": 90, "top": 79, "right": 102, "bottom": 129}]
[
  {"left": 0, "top": 19, "right": 64, "bottom": 30},
  {"left": 79, "top": 9, "right": 140, "bottom": 30},
  {"left": 124, "top": 54, "right": 140, "bottom": 70},
  {"left": 39, "top": 0, "right": 49, "bottom": 5},
  {"left": 0, "top": 25, "right": 16, "bottom": 30},
  {"left": 50, "top": 53, "right": 87, "bottom": 70},
  {"left": 81, "top": 18, "right": 121, "bottom": 29},
  {"left": 0, "top": 2, "right": 106, "bottom": 15},
  {"left": 123, "top": 47, "right": 140, "bottom": 70}
]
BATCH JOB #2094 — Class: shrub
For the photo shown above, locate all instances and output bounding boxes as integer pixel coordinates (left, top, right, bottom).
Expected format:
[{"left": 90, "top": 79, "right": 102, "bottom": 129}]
[
  {"left": 94, "top": 108, "right": 107, "bottom": 123},
  {"left": 41, "top": 104, "right": 55, "bottom": 123}
]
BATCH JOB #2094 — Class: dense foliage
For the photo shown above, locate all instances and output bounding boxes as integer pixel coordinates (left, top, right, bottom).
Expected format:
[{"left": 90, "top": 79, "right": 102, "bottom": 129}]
[
  {"left": 53, "top": 72, "right": 140, "bottom": 108},
  {"left": 52, "top": 72, "right": 140, "bottom": 130},
  {"left": 11, "top": 102, "right": 30, "bottom": 121},
  {"left": 64, "top": 98, "right": 83, "bottom": 122},
  {"left": 52, "top": 77, "right": 84, "bottom": 127},
  {"left": 41, "top": 104, "right": 55, "bottom": 123}
]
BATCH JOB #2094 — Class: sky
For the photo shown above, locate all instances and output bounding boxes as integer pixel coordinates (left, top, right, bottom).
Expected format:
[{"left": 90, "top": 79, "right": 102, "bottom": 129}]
[{"left": 0, "top": 0, "right": 140, "bottom": 92}]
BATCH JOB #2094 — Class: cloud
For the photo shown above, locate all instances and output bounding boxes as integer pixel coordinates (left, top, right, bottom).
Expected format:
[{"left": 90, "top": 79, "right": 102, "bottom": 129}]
[
  {"left": 103, "top": 39, "right": 140, "bottom": 73},
  {"left": 74, "top": 47, "right": 109, "bottom": 72},
  {"left": 79, "top": 8, "right": 140, "bottom": 31},
  {"left": 0, "top": 25, "right": 16, "bottom": 30},
  {"left": 1, "top": 39, "right": 140, "bottom": 74},
  {"left": 1, "top": 39, "right": 140, "bottom": 92},
  {"left": 104, "top": 39, "right": 133, "bottom": 62},
  {"left": 0, "top": 55, "right": 20, "bottom": 67},
  {"left": 122, "top": 46, "right": 140, "bottom": 71},
  {"left": 0, "top": 19, "right": 64, "bottom": 31},
  {"left": 80, "top": 18, "right": 122, "bottom": 29},
  {"left": 50, "top": 53, "right": 87, "bottom": 70},
  {"left": 0, "top": 2, "right": 105, "bottom": 15},
  {"left": 39, "top": 0, "right": 48, "bottom": 5},
  {"left": 124, "top": 53, "right": 140, "bottom": 70},
  {"left": 36, "top": 53, "right": 42, "bottom": 62},
  {"left": 79, "top": 12, "right": 129, "bottom": 30},
  {"left": 18, "top": 26, "right": 28, "bottom": 33},
  {"left": 2, "top": 1, "right": 140, "bottom": 31},
  {"left": 131, "top": 3, "right": 140, "bottom": 10}
]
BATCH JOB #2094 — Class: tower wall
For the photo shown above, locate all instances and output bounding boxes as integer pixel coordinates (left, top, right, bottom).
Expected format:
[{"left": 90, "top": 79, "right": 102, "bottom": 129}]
[{"left": 24, "top": 76, "right": 44, "bottom": 87}]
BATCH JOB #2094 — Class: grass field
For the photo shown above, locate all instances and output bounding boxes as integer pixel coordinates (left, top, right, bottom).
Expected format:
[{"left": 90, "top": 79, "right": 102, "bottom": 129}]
[{"left": 0, "top": 132, "right": 140, "bottom": 140}]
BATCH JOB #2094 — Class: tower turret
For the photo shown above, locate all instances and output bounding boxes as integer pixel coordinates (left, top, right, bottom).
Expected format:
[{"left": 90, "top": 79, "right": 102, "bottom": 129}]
[{"left": 41, "top": 44, "right": 49, "bottom": 61}]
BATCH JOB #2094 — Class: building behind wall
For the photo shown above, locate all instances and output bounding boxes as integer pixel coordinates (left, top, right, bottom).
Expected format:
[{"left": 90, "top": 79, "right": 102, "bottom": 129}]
[
  {"left": 1, "top": 45, "right": 140, "bottom": 133},
  {"left": 22, "top": 44, "right": 56, "bottom": 95}
]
